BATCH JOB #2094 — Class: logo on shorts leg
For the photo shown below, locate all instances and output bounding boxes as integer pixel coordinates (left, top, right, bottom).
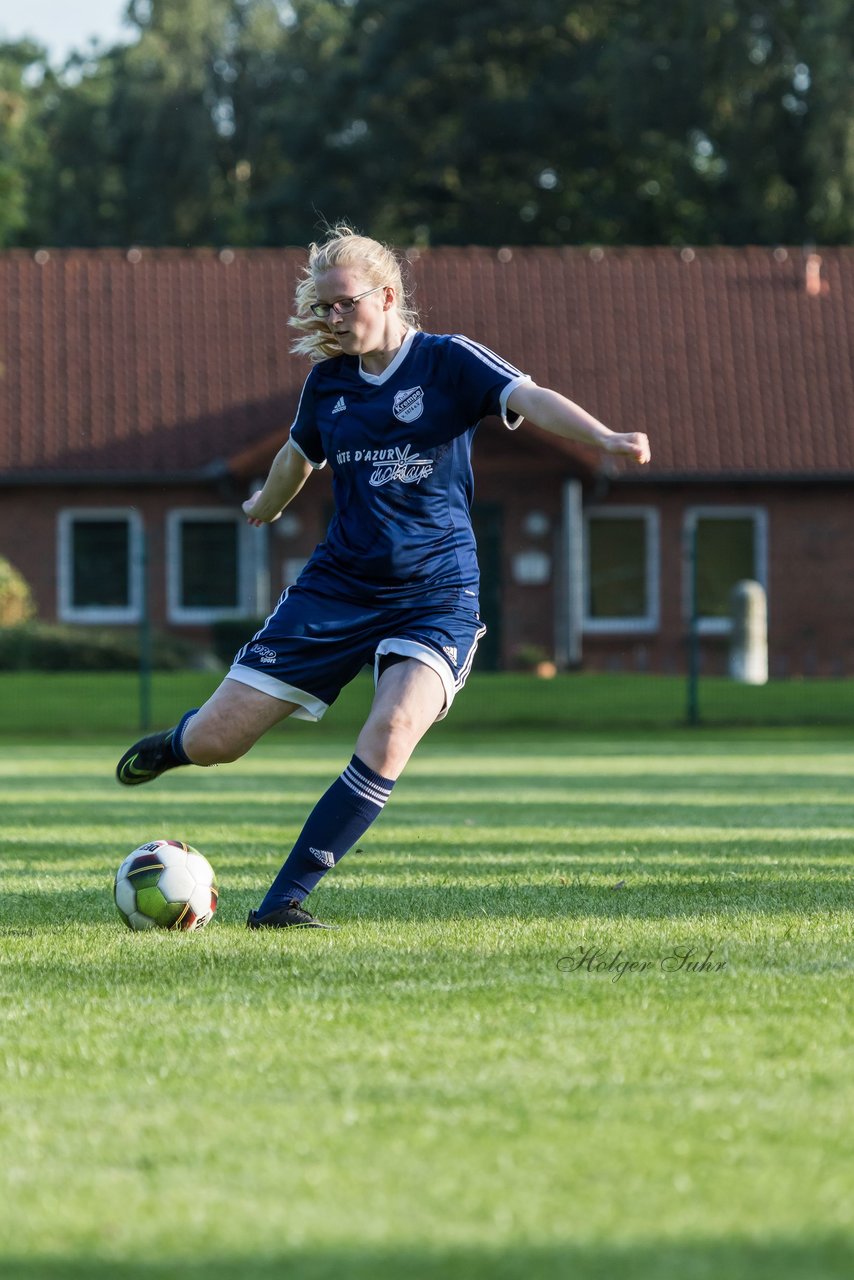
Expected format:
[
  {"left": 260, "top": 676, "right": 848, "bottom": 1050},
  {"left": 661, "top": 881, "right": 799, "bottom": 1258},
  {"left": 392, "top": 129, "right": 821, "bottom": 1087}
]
[
  {"left": 392, "top": 386, "right": 424, "bottom": 423},
  {"left": 250, "top": 643, "right": 277, "bottom": 665},
  {"left": 442, "top": 645, "right": 458, "bottom": 665}
]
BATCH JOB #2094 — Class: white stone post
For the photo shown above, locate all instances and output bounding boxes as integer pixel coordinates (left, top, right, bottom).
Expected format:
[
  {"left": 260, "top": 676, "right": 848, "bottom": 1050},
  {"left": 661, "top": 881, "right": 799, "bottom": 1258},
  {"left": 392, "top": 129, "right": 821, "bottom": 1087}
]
[{"left": 729, "top": 580, "right": 768, "bottom": 684}]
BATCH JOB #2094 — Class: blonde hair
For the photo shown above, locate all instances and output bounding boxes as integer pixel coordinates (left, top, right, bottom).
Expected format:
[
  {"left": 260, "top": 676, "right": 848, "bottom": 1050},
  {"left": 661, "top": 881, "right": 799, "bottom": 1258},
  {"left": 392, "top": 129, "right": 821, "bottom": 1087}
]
[{"left": 289, "top": 224, "right": 419, "bottom": 362}]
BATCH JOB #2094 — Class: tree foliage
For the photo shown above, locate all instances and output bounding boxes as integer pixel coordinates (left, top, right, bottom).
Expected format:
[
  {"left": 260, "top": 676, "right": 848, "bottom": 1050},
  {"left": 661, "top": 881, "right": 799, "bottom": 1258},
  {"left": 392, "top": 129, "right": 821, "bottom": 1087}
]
[{"left": 1, "top": 0, "right": 850, "bottom": 248}]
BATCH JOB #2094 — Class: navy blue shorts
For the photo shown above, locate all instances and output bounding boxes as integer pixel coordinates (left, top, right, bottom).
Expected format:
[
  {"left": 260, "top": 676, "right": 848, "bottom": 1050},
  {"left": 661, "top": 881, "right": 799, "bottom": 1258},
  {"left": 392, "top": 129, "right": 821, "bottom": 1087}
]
[{"left": 227, "top": 584, "right": 487, "bottom": 721}]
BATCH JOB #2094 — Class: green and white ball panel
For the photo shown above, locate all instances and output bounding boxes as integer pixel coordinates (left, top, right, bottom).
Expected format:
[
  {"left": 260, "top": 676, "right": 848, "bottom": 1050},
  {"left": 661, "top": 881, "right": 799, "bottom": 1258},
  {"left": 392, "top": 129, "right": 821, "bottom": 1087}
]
[
  {"left": 158, "top": 860, "right": 197, "bottom": 905},
  {"left": 113, "top": 839, "right": 218, "bottom": 931},
  {"left": 187, "top": 879, "right": 216, "bottom": 919},
  {"left": 114, "top": 875, "right": 138, "bottom": 919},
  {"left": 128, "top": 911, "right": 158, "bottom": 931},
  {"left": 186, "top": 851, "right": 215, "bottom": 886}
]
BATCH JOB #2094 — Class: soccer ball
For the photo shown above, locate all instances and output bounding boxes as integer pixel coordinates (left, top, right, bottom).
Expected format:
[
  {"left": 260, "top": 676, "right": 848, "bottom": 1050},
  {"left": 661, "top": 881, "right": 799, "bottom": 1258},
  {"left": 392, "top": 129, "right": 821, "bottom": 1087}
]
[{"left": 114, "top": 840, "right": 218, "bottom": 931}]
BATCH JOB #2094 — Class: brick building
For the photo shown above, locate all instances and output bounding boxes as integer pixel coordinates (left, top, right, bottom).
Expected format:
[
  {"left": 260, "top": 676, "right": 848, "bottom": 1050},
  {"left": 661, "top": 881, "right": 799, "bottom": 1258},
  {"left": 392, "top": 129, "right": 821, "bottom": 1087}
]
[{"left": 1, "top": 245, "right": 852, "bottom": 674}]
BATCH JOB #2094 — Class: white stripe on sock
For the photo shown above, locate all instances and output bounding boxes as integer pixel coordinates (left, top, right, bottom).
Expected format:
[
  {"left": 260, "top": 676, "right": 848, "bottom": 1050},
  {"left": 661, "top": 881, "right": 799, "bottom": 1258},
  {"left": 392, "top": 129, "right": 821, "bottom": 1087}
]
[{"left": 342, "top": 763, "right": 393, "bottom": 807}]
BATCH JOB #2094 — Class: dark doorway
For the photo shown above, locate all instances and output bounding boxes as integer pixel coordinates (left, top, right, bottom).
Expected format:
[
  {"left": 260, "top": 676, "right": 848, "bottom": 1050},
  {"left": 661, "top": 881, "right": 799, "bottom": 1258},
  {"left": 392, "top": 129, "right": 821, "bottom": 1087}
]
[{"left": 471, "top": 503, "right": 502, "bottom": 670}]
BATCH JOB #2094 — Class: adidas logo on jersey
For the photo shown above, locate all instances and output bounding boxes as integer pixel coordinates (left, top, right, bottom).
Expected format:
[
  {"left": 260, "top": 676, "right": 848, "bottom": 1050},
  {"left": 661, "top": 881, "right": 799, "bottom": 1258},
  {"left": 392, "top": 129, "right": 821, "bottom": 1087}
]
[{"left": 332, "top": 396, "right": 347, "bottom": 414}]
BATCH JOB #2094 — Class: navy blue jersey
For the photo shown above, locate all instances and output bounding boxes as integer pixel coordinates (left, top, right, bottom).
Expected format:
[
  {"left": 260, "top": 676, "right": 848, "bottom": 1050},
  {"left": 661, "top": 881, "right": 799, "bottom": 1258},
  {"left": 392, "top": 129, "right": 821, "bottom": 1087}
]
[{"left": 289, "top": 330, "right": 530, "bottom": 604}]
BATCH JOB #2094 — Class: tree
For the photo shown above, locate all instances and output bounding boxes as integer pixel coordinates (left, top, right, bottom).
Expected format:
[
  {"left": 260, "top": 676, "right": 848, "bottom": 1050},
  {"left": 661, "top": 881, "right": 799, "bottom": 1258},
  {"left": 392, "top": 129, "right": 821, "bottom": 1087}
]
[
  {"left": 280, "top": 0, "right": 853, "bottom": 246},
  {"left": 0, "top": 0, "right": 851, "bottom": 248},
  {"left": 0, "top": 41, "right": 55, "bottom": 247}
]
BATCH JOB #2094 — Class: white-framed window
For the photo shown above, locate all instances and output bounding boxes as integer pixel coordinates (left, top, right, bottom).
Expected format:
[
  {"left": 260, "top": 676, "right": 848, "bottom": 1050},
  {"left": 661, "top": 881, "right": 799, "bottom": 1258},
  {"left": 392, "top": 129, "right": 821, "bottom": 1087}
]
[
  {"left": 582, "top": 506, "right": 660, "bottom": 633},
  {"left": 167, "top": 509, "right": 251, "bottom": 624},
  {"left": 57, "top": 508, "right": 143, "bottom": 624},
  {"left": 683, "top": 506, "right": 768, "bottom": 634}
]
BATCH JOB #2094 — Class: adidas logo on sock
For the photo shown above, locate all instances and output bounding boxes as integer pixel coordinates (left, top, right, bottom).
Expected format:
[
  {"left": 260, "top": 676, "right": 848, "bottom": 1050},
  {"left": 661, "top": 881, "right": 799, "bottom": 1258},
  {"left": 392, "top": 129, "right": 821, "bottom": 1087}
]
[
  {"left": 332, "top": 397, "right": 347, "bottom": 414},
  {"left": 309, "top": 846, "right": 336, "bottom": 868}
]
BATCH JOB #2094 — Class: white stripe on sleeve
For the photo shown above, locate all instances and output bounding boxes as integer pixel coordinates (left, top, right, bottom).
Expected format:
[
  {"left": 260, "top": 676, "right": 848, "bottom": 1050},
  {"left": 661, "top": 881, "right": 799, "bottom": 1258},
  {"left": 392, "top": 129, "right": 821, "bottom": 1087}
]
[{"left": 450, "top": 334, "right": 525, "bottom": 379}]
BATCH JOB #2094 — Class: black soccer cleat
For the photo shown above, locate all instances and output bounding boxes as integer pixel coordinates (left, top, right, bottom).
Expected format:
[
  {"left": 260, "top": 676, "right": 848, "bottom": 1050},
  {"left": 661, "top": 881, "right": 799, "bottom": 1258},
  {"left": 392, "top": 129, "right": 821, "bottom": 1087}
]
[
  {"left": 116, "top": 728, "right": 182, "bottom": 787},
  {"left": 246, "top": 900, "right": 335, "bottom": 930}
]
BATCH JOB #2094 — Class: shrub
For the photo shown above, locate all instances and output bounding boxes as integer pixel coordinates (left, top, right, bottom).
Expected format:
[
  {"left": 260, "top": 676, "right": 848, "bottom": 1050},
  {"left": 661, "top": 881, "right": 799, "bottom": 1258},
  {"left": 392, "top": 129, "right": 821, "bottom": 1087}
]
[
  {"left": 0, "top": 558, "right": 35, "bottom": 626},
  {"left": 0, "top": 624, "right": 199, "bottom": 671},
  {"left": 510, "top": 643, "right": 553, "bottom": 672}
]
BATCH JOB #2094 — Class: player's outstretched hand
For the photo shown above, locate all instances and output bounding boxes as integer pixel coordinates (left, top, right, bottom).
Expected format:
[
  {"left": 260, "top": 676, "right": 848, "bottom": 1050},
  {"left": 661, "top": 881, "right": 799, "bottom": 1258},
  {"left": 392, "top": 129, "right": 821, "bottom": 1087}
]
[
  {"left": 606, "top": 432, "right": 651, "bottom": 465},
  {"left": 242, "top": 490, "right": 283, "bottom": 527}
]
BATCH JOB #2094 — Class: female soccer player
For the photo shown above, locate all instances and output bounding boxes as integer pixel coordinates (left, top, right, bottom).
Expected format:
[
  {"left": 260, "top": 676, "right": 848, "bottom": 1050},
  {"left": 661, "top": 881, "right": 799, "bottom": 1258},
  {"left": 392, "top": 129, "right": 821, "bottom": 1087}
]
[{"left": 117, "top": 225, "right": 650, "bottom": 928}]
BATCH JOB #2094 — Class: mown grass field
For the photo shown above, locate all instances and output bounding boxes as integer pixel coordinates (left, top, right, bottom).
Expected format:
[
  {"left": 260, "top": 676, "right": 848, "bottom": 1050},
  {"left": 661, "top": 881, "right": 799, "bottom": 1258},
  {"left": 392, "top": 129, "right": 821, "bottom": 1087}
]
[
  {"left": 3, "top": 669, "right": 854, "bottom": 738},
  {"left": 0, "top": 677, "right": 852, "bottom": 1278}
]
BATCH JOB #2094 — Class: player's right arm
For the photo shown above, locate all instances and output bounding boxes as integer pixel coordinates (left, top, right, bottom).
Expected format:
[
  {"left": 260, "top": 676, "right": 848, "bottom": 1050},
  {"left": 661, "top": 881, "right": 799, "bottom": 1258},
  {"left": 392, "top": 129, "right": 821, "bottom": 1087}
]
[{"left": 242, "top": 438, "right": 314, "bottom": 526}]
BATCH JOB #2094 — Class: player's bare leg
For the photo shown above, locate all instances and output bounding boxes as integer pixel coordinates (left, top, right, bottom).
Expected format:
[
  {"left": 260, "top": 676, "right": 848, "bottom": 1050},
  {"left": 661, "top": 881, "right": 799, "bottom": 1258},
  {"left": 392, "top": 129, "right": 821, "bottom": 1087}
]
[
  {"left": 355, "top": 657, "right": 446, "bottom": 777},
  {"left": 116, "top": 679, "right": 298, "bottom": 785},
  {"left": 181, "top": 680, "right": 299, "bottom": 764}
]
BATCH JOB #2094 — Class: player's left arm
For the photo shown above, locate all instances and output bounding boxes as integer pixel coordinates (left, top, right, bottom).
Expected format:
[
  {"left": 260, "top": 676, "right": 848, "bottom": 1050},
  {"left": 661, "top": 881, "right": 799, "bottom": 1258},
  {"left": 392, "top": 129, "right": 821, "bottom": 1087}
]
[{"left": 507, "top": 383, "right": 650, "bottom": 465}]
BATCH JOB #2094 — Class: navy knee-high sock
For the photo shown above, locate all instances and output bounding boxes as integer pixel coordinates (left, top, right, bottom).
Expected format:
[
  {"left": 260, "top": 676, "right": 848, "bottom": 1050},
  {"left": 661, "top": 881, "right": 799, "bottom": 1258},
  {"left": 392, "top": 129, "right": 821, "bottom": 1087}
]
[
  {"left": 258, "top": 755, "right": 395, "bottom": 913},
  {"left": 171, "top": 709, "right": 198, "bottom": 764}
]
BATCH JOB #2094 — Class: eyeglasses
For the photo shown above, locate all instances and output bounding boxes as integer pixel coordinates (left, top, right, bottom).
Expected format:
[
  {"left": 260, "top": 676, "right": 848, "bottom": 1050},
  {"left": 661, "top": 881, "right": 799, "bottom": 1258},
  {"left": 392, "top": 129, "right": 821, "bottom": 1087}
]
[{"left": 309, "top": 284, "right": 386, "bottom": 319}]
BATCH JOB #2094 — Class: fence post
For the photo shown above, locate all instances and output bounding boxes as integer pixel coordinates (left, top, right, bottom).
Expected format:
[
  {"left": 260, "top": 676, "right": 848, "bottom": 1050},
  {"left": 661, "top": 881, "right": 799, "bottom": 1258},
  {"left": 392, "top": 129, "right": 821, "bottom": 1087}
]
[
  {"left": 686, "top": 519, "right": 700, "bottom": 725},
  {"left": 138, "top": 528, "right": 152, "bottom": 732}
]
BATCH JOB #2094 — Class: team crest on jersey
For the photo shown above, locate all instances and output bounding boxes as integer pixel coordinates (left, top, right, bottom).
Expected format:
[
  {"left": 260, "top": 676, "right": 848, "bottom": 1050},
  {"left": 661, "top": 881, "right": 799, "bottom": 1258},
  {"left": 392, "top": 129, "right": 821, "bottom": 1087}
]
[{"left": 392, "top": 386, "right": 424, "bottom": 423}]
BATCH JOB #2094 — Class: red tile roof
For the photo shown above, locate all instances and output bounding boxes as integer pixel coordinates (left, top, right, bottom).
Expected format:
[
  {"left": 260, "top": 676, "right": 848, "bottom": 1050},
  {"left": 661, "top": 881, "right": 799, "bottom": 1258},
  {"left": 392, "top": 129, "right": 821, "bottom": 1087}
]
[{"left": 1, "top": 246, "right": 851, "bottom": 481}]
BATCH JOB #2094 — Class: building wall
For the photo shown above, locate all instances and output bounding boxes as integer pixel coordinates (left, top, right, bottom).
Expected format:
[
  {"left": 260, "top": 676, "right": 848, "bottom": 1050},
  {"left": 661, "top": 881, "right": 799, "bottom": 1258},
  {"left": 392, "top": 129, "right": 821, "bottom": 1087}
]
[
  {"left": 2, "top": 478, "right": 852, "bottom": 677},
  {"left": 1, "top": 487, "right": 58, "bottom": 622},
  {"left": 0, "top": 484, "right": 256, "bottom": 638},
  {"left": 577, "top": 482, "right": 854, "bottom": 678}
]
